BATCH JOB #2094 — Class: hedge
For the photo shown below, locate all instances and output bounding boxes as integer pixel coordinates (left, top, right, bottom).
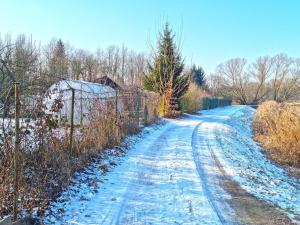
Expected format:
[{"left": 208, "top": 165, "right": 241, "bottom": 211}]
[{"left": 202, "top": 97, "right": 232, "bottom": 110}]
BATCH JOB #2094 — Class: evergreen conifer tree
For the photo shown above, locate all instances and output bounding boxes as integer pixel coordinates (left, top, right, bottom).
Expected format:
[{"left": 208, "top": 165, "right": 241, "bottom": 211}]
[
  {"left": 190, "top": 65, "right": 206, "bottom": 88},
  {"left": 144, "top": 23, "right": 189, "bottom": 117}
]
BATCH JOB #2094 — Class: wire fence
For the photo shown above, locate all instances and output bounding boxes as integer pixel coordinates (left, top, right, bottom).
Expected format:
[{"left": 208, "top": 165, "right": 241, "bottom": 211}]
[{"left": 0, "top": 80, "right": 159, "bottom": 220}]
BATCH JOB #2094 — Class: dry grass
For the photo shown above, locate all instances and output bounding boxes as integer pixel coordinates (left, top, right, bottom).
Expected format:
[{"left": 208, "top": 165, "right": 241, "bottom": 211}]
[
  {"left": 253, "top": 101, "right": 300, "bottom": 167},
  {"left": 0, "top": 88, "right": 159, "bottom": 218}
]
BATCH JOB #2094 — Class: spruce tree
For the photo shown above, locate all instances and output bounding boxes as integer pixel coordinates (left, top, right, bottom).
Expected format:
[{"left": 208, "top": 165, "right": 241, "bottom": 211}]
[
  {"left": 190, "top": 65, "right": 206, "bottom": 88},
  {"left": 144, "top": 23, "right": 189, "bottom": 117},
  {"left": 48, "top": 39, "right": 69, "bottom": 83}
]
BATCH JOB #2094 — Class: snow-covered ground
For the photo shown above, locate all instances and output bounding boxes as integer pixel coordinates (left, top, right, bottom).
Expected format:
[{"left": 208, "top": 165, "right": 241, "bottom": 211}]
[
  {"left": 43, "top": 105, "right": 300, "bottom": 224},
  {"left": 196, "top": 106, "right": 300, "bottom": 223}
]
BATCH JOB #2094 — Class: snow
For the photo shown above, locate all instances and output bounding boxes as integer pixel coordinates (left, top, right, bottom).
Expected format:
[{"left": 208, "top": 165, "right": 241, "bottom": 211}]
[
  {"left": 43, "top": 105, "right": 300, "bottom": 224},
  {"left": 196, "top": 106, "right": 300, "bottom": 223},
  {"left": 43, "top": 118, "right": 233, "bottom": 224}
]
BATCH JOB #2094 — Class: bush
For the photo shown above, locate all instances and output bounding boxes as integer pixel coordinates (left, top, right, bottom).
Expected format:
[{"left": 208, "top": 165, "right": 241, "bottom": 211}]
[
  {"left": 253, "top": 101, "right": 300, "bottom": 167},
  {"left": 180, "top": 84, "right": 203, "bottom": 113}
]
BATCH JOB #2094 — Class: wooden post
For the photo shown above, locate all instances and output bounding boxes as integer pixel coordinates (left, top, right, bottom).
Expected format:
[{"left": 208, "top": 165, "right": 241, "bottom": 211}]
[
  {"left": 115, "top": 88, "right": 118, "bottom": 121},
  {"left": 137, "top": 91, "right": 141, "bottom": 127},
  {"left": 143, "top": 105, "right": 148, "bottom": 126},
  {"left": 13, "top": 82, "right": 20, "bottom": 221},
  {"left": 80, "top": 84, "right": 83, "bottom": 126},
  {"left": 115, "top": 88, "right": 119, "bottom": 140},
  {"left": 69, "top": 88, "right": 75, "bottom": 155}
]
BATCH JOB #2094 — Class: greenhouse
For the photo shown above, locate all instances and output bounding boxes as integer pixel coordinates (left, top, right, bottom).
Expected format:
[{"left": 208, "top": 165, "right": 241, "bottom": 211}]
[{"left": 44, "top": 80, "right": 118, "bottom": 125}]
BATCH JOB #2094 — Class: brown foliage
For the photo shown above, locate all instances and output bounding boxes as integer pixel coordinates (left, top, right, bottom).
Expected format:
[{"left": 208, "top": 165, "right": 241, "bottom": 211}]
[
  {"left": 253, "top": 101, "right": 300, "bottom": 167},
  {"left": 0, "top": 87, "right": 159, "bottom": 218}
]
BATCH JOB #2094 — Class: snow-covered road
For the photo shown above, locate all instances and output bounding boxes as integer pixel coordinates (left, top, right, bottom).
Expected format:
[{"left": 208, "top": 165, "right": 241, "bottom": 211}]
[{"left": 44, "top": 106, "right": 300, "bottom": 225}]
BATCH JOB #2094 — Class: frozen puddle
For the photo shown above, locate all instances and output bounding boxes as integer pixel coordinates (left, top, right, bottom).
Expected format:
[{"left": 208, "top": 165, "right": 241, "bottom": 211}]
[{"left": 43, "top": 106, "right": 300, "bottom": 224}]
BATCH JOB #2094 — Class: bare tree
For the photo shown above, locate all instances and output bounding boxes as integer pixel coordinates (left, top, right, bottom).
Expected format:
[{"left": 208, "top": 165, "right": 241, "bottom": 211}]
[
  {"left": 211, "top": 54, "right": 300, "bottom": 104},
  {"left": 248, "top": 56, "right": 273, "bottom": 104},
  {"left": 44, "top": 39, "right": 69, "bottom": 84},
  {"left": 270, "top": 54, "right": 292, "bottom": 101},
  {"left": 214, "top": 58, "right": 249, "bottom": 104}
]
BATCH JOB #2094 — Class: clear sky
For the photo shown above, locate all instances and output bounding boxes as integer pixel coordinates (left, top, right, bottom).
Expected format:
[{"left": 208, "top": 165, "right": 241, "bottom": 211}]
[{"left": 0, "top": 0, "right": 299, "bottom": 73}]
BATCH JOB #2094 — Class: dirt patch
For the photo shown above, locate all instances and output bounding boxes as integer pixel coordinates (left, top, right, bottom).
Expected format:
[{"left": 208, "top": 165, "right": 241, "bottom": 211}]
[{"left": 211, "top": 149, "right": 296, "bottom": 225}]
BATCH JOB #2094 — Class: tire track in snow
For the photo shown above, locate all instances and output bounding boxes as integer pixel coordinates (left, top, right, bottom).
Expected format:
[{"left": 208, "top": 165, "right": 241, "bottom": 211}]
[
  {"left": 191, "top": 122, "right": 227, "bottom": 225},
  {"left": 191, "top": 106, "right": 297, "bottom": 225},
  {"left": 44, "top": 110, "right": 239, "bottom": 225},
  {"left": 113, "top": 125, "right": 175, "bottom": 225}
]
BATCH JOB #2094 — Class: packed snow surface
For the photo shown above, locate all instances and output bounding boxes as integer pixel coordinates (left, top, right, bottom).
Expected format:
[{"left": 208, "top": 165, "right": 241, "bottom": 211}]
[{"left": 44, "top": 105, "right": 300, "bottom": 224}]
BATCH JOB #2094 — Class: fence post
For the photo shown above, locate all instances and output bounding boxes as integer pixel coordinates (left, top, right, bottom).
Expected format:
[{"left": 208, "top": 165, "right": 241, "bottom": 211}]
[
  {"left": 143, "top": 104, "right": 148, "bottom": 126},
  {"left": 13, "top": 82, "right": 20, "bottom": 221},
  {"left": 136, "top": 90, "right": 140, "bottom": 127},
  {"left": 115, "top": 88, "right": 118, "bottom": 121},
  {"left": 115, "top": 88, "right": 120, "bottom": 140},
  {"left": 80, "top": 85, "right": 83, "bottom": 126},
  {"left": 69, "top": 88, "right": 75, "bottom": 155}
]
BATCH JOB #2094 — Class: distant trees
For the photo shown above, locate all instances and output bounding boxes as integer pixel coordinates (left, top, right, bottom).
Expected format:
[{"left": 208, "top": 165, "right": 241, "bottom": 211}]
[
  {"left": 0, "top": 34, "right": 41, "bottom": 116},
  {"left": 0, "top": 34, "right": 150, "bottom": 119},
  {"left": 0, "top": 34, "right": 148, "bottom": 89},
  {"left": 210, "top": 54, "right": 300, "bottom": 104},
  {"left": 212, "top": 58, "right": 249, "bottom": 104},
  {"left": 189, "top": 65, "right": 206, "bottom": 88},
  {"left": 143, "top": 23, "right": 189, "bottom": 117},
  {"left": 46, "top": 39, "right": 69, "bottom": 83}
]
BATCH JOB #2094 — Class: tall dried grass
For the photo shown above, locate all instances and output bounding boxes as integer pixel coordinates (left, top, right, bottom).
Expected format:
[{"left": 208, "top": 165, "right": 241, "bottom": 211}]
[
  {"left": 253, "top": 101, "right": 300, "bottom": 167},
  {"left": 0, "top": 88, "right": 159, "bottom": 218}
]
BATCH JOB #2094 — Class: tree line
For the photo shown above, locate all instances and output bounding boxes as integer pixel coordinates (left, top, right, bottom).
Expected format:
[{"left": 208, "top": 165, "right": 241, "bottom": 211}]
[
  {"left": 209, "top": 54, "right": 300, "bottom": 104},
  {"left": 0, "top": 34, "right": 149, "bottom": 115},
  {"left": 0, "top": 24, "right": 207, "bottom": 118}
]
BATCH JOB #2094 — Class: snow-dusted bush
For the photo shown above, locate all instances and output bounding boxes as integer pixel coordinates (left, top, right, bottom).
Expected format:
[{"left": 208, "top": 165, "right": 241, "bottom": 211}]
[{"left": 253, "top": 101, "right": 300, "bottom": 167}]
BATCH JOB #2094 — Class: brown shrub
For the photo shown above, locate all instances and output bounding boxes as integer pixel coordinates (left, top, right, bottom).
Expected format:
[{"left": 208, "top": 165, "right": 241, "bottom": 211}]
[
  {"left": 253, "top": 101, "right": 300, "bottom": 167},
  {"left": 0, "top": 87, "right": 159, "bottom": 218}
]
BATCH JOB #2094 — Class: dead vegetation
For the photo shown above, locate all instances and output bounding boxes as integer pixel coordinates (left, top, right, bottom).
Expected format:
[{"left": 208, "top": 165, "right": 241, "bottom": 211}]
[
  {"left": 0, "top": 34, "right": 159, "bottom": 220},
  {"left": 253, "top": 101, "right": 300, "bottom": 168},
  {"left": 0, "top": 87, "right": 159, "bottom": 219}
]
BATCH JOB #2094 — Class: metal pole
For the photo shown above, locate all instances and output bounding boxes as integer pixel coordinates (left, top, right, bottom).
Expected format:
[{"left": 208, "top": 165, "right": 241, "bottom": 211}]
[{"left": 13, "top": 82, "right": 20, "bottom": 221}]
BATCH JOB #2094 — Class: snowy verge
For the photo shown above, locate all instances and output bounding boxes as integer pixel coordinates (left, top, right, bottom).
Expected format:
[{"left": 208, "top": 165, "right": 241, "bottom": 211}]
[
  {"left": 197, "top": 105, "right": 300, "bottom": 223},
  {"left": 41, "top": 120, "right": 171, "bottom": 223}
]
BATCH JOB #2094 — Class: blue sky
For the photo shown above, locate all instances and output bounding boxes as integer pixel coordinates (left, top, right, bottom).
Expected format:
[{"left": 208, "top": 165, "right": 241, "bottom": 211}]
[{"left": 0, "top": 0, "right": 299, "bottom": 73}]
